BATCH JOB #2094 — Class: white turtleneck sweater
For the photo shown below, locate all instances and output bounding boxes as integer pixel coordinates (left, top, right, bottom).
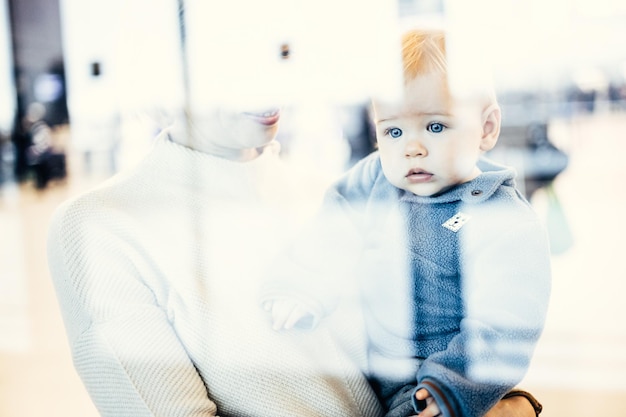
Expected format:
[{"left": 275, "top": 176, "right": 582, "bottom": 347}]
[{"left": 47, "top": 131, "right": 383, "bottom": 417}]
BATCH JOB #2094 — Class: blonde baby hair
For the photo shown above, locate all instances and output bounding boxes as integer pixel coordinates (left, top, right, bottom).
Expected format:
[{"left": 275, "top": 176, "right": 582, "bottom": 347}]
[
  {"left": 400, "top": 28, "right": 497, "bottom": 106},
  {"left": 401, "top": 29, "right": 447, "bottom": 81}
]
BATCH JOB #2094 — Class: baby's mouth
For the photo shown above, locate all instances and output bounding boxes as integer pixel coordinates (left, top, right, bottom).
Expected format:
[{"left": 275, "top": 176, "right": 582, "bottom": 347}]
[{"left": 406, "top": 168, "right": 434, "bottom": 183}]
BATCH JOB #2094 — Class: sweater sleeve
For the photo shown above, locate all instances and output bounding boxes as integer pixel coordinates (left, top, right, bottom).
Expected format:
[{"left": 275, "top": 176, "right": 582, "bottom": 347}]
[
  {"left": 260, "top": 154, "right": 381, "bottom": 321},
  {"left": 412, "top": 211, "right": 552, "bottom": 417},
  {"left": 47, "top": 202, "right": 219, "bottom": 417}
]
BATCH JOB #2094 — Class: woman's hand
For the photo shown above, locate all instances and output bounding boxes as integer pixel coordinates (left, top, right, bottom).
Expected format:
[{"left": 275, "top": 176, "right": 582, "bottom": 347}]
[{"left": 411, "top": 388, "right": 539, "bottom": 417}]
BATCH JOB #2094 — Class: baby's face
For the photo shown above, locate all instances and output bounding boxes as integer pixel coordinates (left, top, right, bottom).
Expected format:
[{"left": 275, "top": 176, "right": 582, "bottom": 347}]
[{"left": 372, "top": 72, "right": 492, "bottom": 197}]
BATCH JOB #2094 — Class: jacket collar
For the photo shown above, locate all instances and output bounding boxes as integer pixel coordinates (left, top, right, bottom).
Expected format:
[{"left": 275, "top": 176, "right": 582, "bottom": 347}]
[{"left": 399, "top": 157, "right": 517, "bottom": 205}]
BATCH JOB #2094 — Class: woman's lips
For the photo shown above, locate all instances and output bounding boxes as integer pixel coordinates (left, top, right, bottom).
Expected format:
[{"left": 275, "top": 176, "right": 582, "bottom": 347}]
[
  {"left": 406, "top": 168, "right": 433, "bottom": 183},
  {"left": 243, "top": 109, "right": 280, "bottom": 126}
]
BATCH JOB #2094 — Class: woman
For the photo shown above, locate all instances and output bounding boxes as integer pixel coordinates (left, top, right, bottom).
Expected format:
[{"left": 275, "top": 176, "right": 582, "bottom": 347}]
[{"left": 48, "top": 100, "right": 541, "bottom": 416}]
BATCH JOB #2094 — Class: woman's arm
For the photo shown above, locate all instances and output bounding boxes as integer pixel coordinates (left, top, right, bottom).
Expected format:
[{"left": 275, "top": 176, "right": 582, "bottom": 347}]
[
  {"left": 486, "top": 390, "right": 542, "bottom": 417},
  {"left": 48, "top": 206, "right": 218, "bottom": 417}
]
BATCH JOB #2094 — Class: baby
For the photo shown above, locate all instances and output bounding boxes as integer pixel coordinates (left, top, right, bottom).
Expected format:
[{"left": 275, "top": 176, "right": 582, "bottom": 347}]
[{"left": 262, "top": 28, "right": 551, "bottom": 417}]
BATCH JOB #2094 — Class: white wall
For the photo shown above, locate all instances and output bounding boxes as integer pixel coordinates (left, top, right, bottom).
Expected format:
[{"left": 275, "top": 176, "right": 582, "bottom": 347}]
[
  {"left": 444, "top": 0, "right": 626, "bottom": 92},
  {"left": 59, "top": 0, "right": 185, "bottom": 151},
  {"left": 183, "top": 0, "right": 402, "bottom": 111}
]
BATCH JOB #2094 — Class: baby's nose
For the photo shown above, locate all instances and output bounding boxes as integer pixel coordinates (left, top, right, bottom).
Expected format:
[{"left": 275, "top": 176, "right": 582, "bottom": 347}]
[{"left": 405, "top": 138, "right": 427, "bottom": 158}]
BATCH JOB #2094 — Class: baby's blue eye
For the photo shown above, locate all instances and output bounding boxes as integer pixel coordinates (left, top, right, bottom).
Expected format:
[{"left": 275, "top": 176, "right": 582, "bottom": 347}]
[
  {"left": 387, "top": 128, "right": 403, "bottom": 138},
  {"left": 427, "top": 122, "right": 445, "bottom": 133}
]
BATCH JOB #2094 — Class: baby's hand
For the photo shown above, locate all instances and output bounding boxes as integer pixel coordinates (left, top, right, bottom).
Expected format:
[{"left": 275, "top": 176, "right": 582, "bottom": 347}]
[
  {"left": 414, "top": 388, "right": 441, "bottom": 417},
  {"left": 263, "top": 298, "right": 317, "bottom": 331}
]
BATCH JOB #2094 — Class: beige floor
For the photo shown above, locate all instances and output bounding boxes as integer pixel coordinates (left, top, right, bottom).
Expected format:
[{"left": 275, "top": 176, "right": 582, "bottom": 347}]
[{"left": 1, "top": 111, "right": 626, "bottom": 416}]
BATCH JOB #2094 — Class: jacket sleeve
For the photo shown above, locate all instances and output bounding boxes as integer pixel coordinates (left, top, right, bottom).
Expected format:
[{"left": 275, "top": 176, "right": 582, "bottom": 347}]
[
  {"left": 412, "top": 209, "right": 552, "bottom": 417},
  {"left": 47, "top": 204, "right": 219, "bottom": 417}
]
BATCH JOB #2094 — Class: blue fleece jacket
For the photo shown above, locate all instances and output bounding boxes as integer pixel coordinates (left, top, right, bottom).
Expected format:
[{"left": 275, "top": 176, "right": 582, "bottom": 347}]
[{"left": 263, "top": 152, "right": 551, "bottom": 417}]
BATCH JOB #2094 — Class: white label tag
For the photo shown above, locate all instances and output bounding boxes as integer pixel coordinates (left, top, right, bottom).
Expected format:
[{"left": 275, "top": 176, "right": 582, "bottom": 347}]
[{"left": 442, "top": 212, "right": 471, "bottom": 232}]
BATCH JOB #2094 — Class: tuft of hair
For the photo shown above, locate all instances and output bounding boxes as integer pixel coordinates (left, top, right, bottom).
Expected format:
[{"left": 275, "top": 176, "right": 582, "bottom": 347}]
[
  {"left": 401, "top": 29, "right": 447, "bottom": 82},
  {"left": 400, "top": 28, "right": 497, "bottom": 106}
]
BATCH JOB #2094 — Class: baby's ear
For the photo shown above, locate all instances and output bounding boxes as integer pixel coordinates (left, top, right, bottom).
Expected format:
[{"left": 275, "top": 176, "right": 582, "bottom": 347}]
[{"left": 480, "top": 103, "right": 501, "bottom": 151}]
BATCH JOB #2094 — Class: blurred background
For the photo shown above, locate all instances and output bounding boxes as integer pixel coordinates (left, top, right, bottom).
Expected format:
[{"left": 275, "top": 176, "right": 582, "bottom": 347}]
[{"left": 1, "top": 0, "right": 626, "bottom": 416}]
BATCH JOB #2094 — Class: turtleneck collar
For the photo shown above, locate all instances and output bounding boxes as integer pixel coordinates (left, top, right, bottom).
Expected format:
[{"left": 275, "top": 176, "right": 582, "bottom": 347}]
[{"left": 135, "top": 129, "right": 283, "bottom": 194}]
